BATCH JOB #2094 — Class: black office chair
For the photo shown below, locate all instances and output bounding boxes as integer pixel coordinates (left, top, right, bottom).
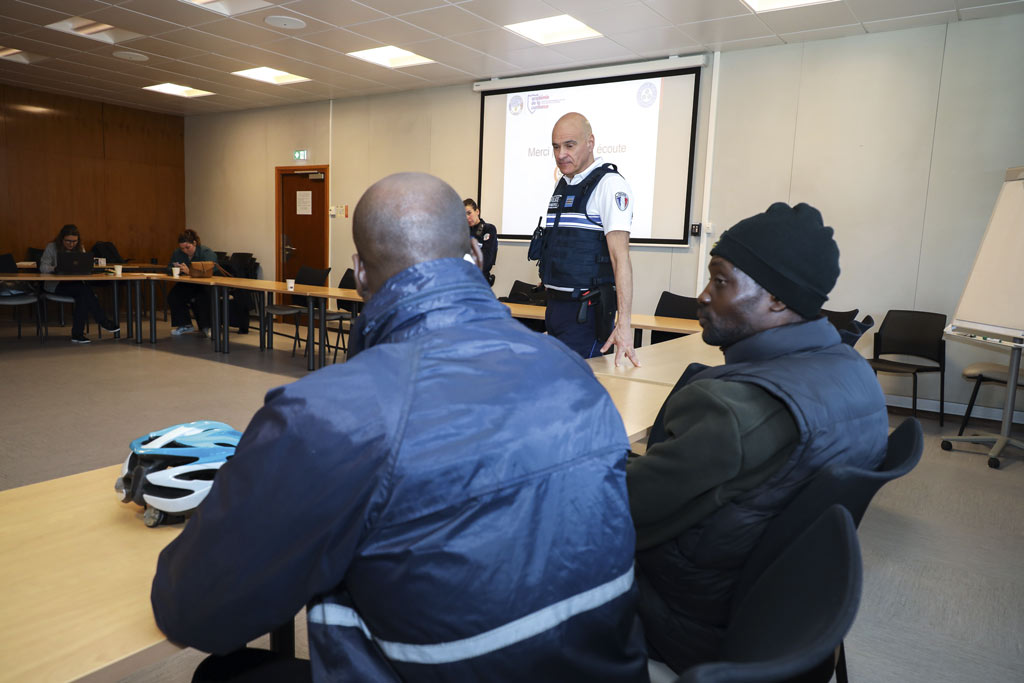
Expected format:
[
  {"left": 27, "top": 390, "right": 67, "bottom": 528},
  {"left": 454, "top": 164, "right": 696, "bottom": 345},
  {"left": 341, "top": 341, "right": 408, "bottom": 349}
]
[
  {"left": 730, "top": 418, "right": 923, "bottom": 683},
  {"left": 312, "top": 269, "right": 356, "bottom": 364},
  {"left": 822, "top": 308, "right": 875, "bottom": 347},
  {"left": 677, "top": 506, "right": 862, "bottom": 683},
  {"left": 869, "top": 309, "right": 947, "bottom": 425},
  {"left": 0, "top": 253, "right": 42, "bottom": 340},
  {"left": 499, "top": 280, "right": 546, "bottom": 333},
  {"left": 265, "top": 266, "right": 330, "bottom": 356},
  {"left": 652, "top": 291, "right": 699, "bottom": 345}
]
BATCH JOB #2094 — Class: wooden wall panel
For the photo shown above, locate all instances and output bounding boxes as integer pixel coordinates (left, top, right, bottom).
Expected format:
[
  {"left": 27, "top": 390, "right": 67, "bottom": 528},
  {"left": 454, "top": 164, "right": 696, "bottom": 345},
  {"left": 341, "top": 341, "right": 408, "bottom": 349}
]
[{"left": 0, "top": 84, "right": 183, "bottom": 264}]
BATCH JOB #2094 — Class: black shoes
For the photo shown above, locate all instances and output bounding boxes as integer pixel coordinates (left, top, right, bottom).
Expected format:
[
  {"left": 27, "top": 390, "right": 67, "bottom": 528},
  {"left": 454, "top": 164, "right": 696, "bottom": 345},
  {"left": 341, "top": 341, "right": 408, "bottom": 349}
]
[
  {"left": 101, "top": 321, "right": 121, "bottom": 334},
  {"left": 71, "top": 335, "right": 91, "bottom": 344}
]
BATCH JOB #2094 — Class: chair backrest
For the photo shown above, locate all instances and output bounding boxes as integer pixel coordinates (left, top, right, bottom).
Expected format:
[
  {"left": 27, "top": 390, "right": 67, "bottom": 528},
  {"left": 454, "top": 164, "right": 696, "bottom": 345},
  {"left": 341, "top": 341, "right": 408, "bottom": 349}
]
[
  {"left": 873, "top": 309, "right": 947, "bottom": 364},
  {"left": 0, "top": 253, "right": 18, "bottom": 273},
  {"left": 228, "top": 253, "right": 256, "bottom": 279},
  {"left": 652, "top": 291, "right": 699, "bottom": 345},
  {"left": 679, "top": 506, "right": 862, "bottom": 683},
  {"left": 733, "top": 418, "right": 922, "bottom": 603},
  {"left": 337, "top": 268, "right": 357, "bottom": 312},
  {"left": 822, "top": 308, "right": 859, "bottom": 332},
  {"left": 500, "top": 280, "right": 539, "bottom": 304},
  {"left": 290, "top": 265, "right": 331, "bottom": 307},
  {"left": 26, "top": 247, "right": 44, "bottom": 263}
]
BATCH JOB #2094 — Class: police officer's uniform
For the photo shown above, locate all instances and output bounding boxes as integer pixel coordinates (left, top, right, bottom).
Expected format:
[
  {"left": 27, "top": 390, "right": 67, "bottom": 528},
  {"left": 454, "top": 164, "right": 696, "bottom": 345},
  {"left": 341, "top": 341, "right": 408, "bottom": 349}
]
[
  {"left": 469, "top": 218, "right": 497, "bottom": 284},
  {"left": 537, "top": 157, "right": 632, "bottom": 358}
]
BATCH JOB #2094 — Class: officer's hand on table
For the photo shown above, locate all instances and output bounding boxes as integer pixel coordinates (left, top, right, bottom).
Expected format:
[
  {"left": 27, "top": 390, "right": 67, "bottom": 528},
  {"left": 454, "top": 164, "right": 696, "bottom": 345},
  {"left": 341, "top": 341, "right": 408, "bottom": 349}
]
[{"left": 601, "top": 320, "right": 640, "bottom": 368}]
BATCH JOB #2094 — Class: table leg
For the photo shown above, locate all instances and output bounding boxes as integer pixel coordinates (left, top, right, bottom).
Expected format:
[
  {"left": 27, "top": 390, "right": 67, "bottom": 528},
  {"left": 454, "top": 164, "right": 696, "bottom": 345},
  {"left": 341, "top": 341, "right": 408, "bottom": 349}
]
[
  {"left": 258, "top": 292, "right": 266, "bottom": 351},
  {"left": 306, "top": 299, "right": 315, "bottom": 372},
  {"left": 634, "top": 329, "right": 642, "bottom": 349},
  {"left": 269, "top": 621, "right": 295, "bottom": 656},
  {"left": 222, "top": 285, "right": 230, "bottom": 354},
  {"left": 126, "top": 284, "right": 134, "bottom": 338},
  {"left": 210, "top": 286, "right": 220, "bottom": 352},
  {"left": 112, "top": 281, "right": 120, "bottom": 340},
  {"left": 134, "top": 281, "right": 142, "bottom": 344},
  {"left": 149, "top": 280, "right": 157, "bottom": 343},
  {"left": 318, "top": 299, "right": 326, "bottom": 369}
]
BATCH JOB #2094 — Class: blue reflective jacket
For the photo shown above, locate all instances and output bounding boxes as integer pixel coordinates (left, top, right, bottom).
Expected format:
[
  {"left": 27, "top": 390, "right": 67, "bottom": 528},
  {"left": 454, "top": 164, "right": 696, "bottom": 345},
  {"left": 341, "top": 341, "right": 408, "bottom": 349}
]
[{"left": 152, "top": 258, "right": 648, "bottom": 682}]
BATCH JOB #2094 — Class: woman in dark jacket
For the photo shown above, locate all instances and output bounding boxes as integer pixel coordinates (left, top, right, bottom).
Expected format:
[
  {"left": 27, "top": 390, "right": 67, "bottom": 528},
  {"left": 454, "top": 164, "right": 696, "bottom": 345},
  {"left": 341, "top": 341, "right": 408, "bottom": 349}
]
[
  {"left": 38, "top": 224, "right": 119, "bottom": 344},
  {"left": 167, "top": 229, "right": 224, "bottom": 337}
]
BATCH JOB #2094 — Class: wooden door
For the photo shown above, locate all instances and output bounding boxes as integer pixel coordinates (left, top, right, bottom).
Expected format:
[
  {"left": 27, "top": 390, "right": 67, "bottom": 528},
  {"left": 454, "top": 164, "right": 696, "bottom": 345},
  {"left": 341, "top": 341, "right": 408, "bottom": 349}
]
[{"left": 275, "top": 166, "right": 329, "bottom": 284}]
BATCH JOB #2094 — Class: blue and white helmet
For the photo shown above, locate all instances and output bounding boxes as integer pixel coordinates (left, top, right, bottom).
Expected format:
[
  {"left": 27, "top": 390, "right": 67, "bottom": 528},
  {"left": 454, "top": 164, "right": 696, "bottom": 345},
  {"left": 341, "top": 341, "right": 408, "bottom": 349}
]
[{"left": 115, "top": 420, "right": 241, "bottom": 527}]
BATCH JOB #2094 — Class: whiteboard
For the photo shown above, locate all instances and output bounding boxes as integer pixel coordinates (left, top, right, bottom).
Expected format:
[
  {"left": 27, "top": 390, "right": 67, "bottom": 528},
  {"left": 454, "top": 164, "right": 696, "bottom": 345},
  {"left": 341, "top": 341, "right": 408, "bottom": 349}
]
[{"left": 949, "top": 167, "right": 1024, "bottom": 343}]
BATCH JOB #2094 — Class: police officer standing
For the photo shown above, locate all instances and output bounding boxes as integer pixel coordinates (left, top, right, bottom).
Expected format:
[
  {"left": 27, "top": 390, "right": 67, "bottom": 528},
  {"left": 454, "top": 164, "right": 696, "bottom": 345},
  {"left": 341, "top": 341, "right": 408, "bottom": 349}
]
[
  {"left": 533, "top": 112, "right": 640, "bottom": 367},
  {"left": 464, "top": 198, "right": 497, "bottom": 285}
]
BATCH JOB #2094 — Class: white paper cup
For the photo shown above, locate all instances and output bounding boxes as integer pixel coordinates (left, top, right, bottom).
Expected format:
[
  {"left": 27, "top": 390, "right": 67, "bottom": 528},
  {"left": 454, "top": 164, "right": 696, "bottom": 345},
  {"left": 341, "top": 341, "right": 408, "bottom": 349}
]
[
  {"left": 172, "top": 266, "right": 180, "bottom": 278},
  {"left": 286, "top": 279, "right": 296, "bottom": 291},
  {"left": 114, "top": 265, "right": 123, "bottom": 276}
]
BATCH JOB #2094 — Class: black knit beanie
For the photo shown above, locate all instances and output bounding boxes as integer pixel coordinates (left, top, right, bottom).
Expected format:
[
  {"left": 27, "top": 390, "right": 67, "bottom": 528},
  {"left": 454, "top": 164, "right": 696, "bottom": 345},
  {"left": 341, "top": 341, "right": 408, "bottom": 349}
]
[{"left": 710, "top": 202, "right": 839, "bottom": 319}]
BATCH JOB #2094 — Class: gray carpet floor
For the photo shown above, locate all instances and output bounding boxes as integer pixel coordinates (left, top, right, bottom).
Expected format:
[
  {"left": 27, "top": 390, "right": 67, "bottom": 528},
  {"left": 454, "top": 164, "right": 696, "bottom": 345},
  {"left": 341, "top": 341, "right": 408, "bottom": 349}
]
[{"left": 1, "top": 314, "right": 1022, "bottom": 682}]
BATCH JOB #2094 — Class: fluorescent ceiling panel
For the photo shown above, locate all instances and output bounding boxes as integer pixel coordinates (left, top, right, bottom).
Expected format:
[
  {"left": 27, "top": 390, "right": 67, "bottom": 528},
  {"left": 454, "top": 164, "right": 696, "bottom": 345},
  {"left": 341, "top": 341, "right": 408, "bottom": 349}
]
[
  {"left": 179, "top": 0, "right": 272, "bottom": 16},
  {"left": 742, "top": 0, "right": 841, "bottom": 11},
  {"left": 504, "top": 14, "right": 602, "bottom": 45},
  {"left": 143, "top": 82, "right": 215, "bottom": 97},
  {"left": 45, "top": 17, "right": 142, "bottom": 44},
  {"left": 232, "top": 66, "right": 311, "bottom": 84},
  {"left": 347, "top": 46, "right": 434, "bottom": 69}
]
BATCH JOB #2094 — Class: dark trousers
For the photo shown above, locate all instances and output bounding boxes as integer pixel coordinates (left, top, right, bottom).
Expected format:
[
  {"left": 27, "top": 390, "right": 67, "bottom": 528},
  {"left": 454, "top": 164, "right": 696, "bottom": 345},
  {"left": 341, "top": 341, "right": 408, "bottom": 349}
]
[
  {"left": 168, "top": 282, "right": 212, "bottom": 329},
  {"left": 53, "top": 281, "right": 108, "bottom": 337},
  {"left": 192, "top": 649, "right": 312, "bottom": 683},
  {"left": 545, "top": 297, "right": 601, "bottom": 359}
]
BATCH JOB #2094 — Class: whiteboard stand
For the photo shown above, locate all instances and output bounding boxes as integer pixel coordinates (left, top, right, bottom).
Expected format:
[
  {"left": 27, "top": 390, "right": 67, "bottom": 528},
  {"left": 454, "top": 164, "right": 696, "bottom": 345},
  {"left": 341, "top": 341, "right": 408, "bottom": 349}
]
[{"left": 941, "top": 342, "right": 1023, "bottom": 469}]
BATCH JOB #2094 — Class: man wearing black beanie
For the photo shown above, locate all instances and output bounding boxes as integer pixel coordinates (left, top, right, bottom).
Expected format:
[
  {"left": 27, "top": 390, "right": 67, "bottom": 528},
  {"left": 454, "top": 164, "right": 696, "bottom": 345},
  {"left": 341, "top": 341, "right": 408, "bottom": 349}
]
[{"left": 626, "top": 202, "right": 889, "bottom": 674}]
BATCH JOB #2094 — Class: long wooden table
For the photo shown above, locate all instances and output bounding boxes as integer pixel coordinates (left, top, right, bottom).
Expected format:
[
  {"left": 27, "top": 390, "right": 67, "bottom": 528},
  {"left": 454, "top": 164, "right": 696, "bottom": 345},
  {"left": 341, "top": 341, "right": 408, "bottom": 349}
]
[
  {"left": 502, "top": 302, "right": 702, "bottom": 345},
  {"left": 1, "top": 272, "right": 149, "bottom": 343},
  {"left": 0, "top": 466, "right": 182, "bottom": 682},
  {"left": 588, "top": 332, "right": 724, "bottom": 386}
]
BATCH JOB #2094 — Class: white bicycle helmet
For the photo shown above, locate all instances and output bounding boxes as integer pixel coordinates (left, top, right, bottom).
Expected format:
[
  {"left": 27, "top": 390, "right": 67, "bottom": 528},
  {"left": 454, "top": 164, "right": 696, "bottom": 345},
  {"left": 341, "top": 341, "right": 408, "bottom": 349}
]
[{"left": 115, "top": 420, "right": 241, "bottom": 527}]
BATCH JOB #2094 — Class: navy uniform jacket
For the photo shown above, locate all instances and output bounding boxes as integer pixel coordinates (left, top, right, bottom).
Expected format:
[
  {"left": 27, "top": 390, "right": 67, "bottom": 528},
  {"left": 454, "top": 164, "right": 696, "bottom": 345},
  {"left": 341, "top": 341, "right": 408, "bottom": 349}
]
[{"left": 151, "top": 258, "right": 647, "bottom": 682}]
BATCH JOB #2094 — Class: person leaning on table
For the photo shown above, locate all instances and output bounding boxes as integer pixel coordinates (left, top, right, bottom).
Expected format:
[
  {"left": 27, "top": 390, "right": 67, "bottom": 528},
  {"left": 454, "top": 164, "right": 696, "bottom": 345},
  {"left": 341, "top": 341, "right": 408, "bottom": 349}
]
[
  {"left": 38, "top": 223, "right": 120, "bottom": 344},
  {"left": 167, "top": 228, "right": 225, "bottom": 338}
]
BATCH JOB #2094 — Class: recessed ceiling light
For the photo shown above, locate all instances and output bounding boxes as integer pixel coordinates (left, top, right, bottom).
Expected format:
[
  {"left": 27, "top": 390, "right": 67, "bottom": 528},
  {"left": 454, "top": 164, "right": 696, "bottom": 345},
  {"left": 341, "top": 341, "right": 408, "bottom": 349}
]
[
  {"left": 0, "top": 46, "right": 48, "bottom": 64},
  {"left": 741, "top": 0, "right": 840, "bottom": 10},
  {"left": 346, "top": 46, "right": 434, "bottom": 69},
  {"left": 113, "top": 50, "right": 149, "bottom": 62},
  {"left": 143, "top": 83, "right": 214, "bottom": 98},
  {"left": 264, "top": 15, "right": 306, "bottom": 30},
  {"left": 504, "top": 15, "right": 602, "bottom": 45},
  {"left": 179, "top": 0, "right": 271, "bottom": 16},
  {"left": 12, "top": 104, "right": 53, "bottom": 114},
  {"left": 232, "top": 66, "right": 310, "bottom": 85},
  {"left": 46, "top": 17, "right": 142, "bottom": 44}
]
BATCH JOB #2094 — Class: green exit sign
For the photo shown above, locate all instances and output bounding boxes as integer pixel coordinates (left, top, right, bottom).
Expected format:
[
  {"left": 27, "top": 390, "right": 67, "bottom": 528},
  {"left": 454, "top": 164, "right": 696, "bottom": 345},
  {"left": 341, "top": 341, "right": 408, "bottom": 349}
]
[{"left": 293, "top": 149, "right": 308, "bottom": 160}]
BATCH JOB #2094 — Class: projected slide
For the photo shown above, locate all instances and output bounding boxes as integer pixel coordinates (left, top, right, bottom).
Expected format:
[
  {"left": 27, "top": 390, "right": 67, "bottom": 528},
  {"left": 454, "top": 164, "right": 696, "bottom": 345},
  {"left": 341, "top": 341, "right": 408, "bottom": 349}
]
[
  {"left": 502, "top": 80, "right": 661, "bottom": 238},
  {"left": 480, "top": 67, "right": 698, "bottom": 244}
]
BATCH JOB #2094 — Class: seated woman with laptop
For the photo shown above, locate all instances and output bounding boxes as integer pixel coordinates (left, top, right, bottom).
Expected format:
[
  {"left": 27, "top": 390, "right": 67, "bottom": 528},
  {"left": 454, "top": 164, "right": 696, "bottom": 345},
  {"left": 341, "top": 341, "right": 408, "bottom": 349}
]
[
  {"left": 167, "top": 229, "right": 227, "bottom": 338},
  {"left": 38, "top": 224, "right": 120, "bottom": 345}
]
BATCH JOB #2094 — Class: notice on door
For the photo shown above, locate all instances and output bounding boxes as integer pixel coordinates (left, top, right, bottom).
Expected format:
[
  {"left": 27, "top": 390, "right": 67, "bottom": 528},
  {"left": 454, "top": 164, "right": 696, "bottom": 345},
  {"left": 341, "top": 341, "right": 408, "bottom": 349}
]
[{"left": 296, "top": 190, "right": 312, "bottom": 215}]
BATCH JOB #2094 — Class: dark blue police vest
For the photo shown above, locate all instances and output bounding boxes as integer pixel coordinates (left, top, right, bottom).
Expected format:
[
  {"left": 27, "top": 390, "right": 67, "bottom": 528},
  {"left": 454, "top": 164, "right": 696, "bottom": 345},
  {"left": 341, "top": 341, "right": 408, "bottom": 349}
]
[{"left": 540, "top": 163, "right": 619, "bottom": 292}]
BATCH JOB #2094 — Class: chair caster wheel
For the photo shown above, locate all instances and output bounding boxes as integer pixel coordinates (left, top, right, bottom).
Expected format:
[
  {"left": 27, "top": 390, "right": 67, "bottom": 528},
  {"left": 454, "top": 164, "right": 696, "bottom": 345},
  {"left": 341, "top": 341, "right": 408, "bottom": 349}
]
[
  {"left": 940, "top": 440, "right": 952, "bottom": 451},
  {"left": 988, "top": 457, "right": 1001, "bottom": 469}
]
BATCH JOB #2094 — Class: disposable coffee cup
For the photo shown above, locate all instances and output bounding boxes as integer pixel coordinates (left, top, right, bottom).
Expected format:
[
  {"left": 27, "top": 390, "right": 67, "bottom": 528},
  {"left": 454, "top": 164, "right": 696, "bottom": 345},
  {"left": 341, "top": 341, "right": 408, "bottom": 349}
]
[
  {"left": 286, "top": 279, "right": 296, "bottom": 291},
  {"left": 172, "top": 266, "right": 181, "bottom": 278},
  {"left": 114, "top": 265, "right": 123, "bottom": 277}
]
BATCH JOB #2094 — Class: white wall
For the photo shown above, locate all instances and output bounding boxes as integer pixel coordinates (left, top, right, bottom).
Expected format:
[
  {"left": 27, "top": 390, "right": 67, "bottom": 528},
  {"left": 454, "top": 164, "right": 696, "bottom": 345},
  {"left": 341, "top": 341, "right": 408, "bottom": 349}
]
[{"left": 185, "top": 14, "right": 1024, "bottom": 414}]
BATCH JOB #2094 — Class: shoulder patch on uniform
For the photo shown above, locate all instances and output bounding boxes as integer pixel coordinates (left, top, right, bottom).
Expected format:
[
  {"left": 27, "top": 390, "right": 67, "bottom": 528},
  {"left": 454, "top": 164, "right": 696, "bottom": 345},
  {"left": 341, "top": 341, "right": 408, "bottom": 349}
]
[
  {"left": 615, "top": 192, "right": 629, "bottom": 211},
  {"left": 483, "top": 233, "right": 490, "bottom": 241}
]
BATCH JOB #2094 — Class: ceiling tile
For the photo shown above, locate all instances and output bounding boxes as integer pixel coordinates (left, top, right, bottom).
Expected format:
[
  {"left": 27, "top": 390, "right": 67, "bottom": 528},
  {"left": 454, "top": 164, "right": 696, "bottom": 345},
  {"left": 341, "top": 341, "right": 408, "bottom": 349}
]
[
  {"left": 448, "top": 28, "right": 536, "bottom": 52},
  {"left": 79, "top": 5, "right": 182, "bottom": 36},
  {"left": 502, "top": 44, "right": 577, "bottom": 70},
  {"left": 958, "top": 0, "right": 1024, "bottom": 19},
  {"left": 355, "top": 0, "right": 449, "bottom": 15},
  {"left": 154, "top": 27, "right": 233, "bottom": 52},
  {"left": 572, "top": 3, "right": 674, "bottom": 35},
  {"left": 346, "top": 17, "right": 440, "bottom": 44},
  {"left": 544, "top": 0, "right": 632, "bottom": 12},
  {"left": 282, "top": 0, "right": 386, "bottom": 28},
  {"left": 16, "top": 0, "right": 109, "bottom": 14},
  {"left": 678, "top": 14, "right": 774, "bottom": 44},
  {"left": 0, "top": 1, "right": 68, "bottom": 25},
  {"left": 459, "top": 0, "right": 564, "bottom": 26},
  {"left": 180, "top": 51, "right": 257, "bottom": 73},
  {"left": 780, "top": 22, "right": 866, "bottom": 42},
  {"left": 757, "top": 2, "right": 861, "bottom": 34},
  {"left": 547, "top": 36, "right": 636, "bottom": 61},
  {"left": 641, "top": 0, "right": 752, "bottom": 24},
  {"left": 0, "top": 32, "right": 79, "bottom": 57},
  {"left": 195, "top": 18, "right": 287, "bottom": 45},
  {"left": 116, "top": 35, "right": 207, "bottom": 59},
  {"left": 115, "top": 0, "right": 223, "bottom": 27},
  {"left": 706, "top": 34, "right": 785, "bottom": 51},
  {"left": 607, "top": 25, "right": 701, "bottom": 56},
  {"left": 863, "top": 10, "right": 957, "bottom": 31},
  {"left": 401, "top": 5, "right": 496, "bottom": 34},
  {"left": 844, "top": 0, "right": 956, "bottom": 23},
  {"left": 406, "top": 37, "right": 518, "bottom": 76},
  {"left": 21, "top": 27, "right": 106, "bottom": 51},
  {"left": 300, "top": 28, "right": 382, "bottom": 53},
  {"left": 231, "top": 6, "right": 336, "bottom": 36},
  {"left": 402, "top": 60, "right": 473, "bottom": 83},
  {"left": 0, "top": 17, "right": 43, "bottom": 37}
]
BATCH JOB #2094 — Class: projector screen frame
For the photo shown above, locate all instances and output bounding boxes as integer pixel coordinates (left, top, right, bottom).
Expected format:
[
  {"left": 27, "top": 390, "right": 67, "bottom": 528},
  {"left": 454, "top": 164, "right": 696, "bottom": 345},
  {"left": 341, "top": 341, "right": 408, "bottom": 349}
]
[{"left": 475, "top": 65, "right": 702, "bottom": 247}]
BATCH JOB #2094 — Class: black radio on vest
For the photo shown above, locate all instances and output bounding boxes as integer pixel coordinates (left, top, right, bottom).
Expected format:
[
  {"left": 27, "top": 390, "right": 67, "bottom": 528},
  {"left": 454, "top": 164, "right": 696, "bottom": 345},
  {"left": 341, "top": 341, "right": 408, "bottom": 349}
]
[{"left": 530, "top": 163, "right": 619, "bottom": 295}]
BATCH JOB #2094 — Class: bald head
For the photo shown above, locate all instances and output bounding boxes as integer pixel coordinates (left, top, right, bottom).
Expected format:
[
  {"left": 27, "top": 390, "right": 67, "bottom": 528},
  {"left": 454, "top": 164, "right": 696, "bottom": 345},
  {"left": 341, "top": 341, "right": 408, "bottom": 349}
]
[
  {"left": 551, "top": 112, "right": 595, "bottom": 179},
  {"left": 352, "top": 172, "right": 469, "bottom": 295}
]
